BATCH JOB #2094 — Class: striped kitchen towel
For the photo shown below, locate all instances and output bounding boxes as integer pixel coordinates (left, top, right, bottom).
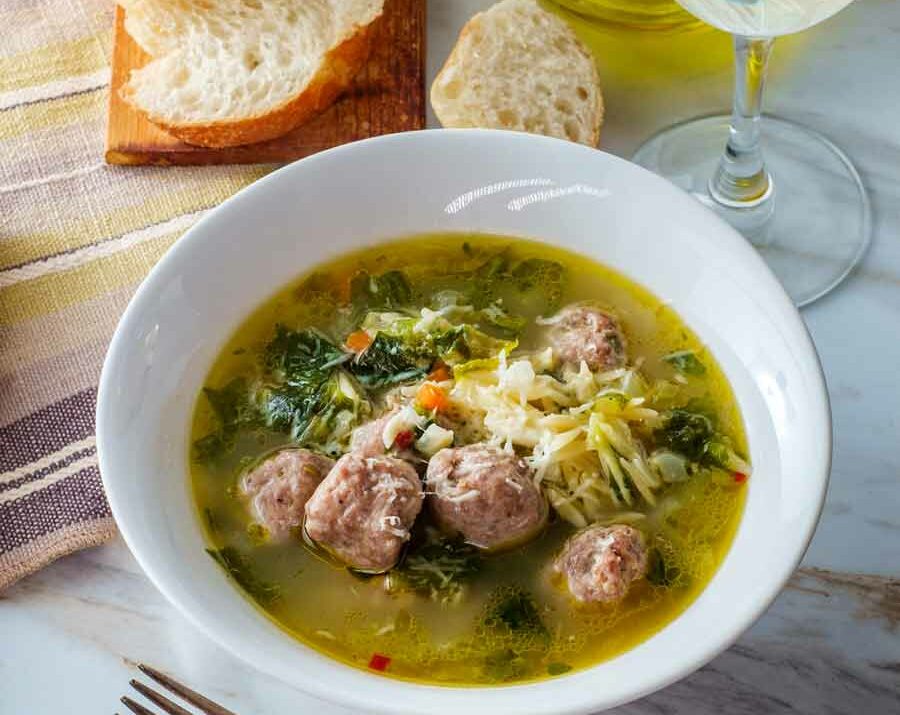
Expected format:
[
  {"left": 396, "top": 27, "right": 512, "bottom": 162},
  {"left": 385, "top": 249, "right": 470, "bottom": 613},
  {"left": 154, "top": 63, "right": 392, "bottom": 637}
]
[{"left": 0, "top": 0, "right": 272, "bottom": 590}]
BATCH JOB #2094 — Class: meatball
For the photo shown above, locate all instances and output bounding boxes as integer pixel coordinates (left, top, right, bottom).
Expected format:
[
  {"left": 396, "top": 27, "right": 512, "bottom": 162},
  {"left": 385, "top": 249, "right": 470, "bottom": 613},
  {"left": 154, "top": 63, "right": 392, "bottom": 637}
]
[
  {"left": 239, "top": 448, "right": 334, "bottom": 541},
  {"left": 350, "top": 407, "right": 425, "bottom": 463},
  {"left": 349, "top": 409, "right": 399, "bottom": 457},
  {"left": 553, "top": 524, "right": 647, "bottom": 604},
  {"left": 304, "top": 454, "right": 423, "bottom": 572},
  {"left": 425, "top": 444, "right": 547, "bottom": 551},
  {"left": 546, "top": 304, "right": 626, "bottom": 371}
]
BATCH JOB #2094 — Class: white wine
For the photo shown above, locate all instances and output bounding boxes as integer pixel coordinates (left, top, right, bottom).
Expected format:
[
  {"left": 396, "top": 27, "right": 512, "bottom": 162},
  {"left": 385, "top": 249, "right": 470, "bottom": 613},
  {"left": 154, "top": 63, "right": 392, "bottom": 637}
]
[{"left": 677, "top": 0, "right": 854, "bottom": 36}]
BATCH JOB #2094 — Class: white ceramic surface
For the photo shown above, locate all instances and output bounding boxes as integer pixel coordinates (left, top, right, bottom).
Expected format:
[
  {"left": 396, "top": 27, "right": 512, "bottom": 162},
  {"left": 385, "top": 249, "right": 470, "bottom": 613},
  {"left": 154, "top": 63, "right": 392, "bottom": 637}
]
[{"left": 95, "top": 129, "right": 830, "bottom": 715}]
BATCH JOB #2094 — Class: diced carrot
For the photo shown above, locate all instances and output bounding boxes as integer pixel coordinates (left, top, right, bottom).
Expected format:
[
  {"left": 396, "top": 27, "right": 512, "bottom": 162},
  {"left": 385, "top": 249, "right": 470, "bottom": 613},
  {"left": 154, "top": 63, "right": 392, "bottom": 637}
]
[
  {"left": 393, "top": 430, "right": 414, "bottom": 449},
  {"left": 417, "top": 383, "right": 449, "bottom": 412},
  {"left": 733, "top": 472, "right": 748, "bottom": 484},
  {"left": 428, "top": 361, "right": 452, "bottom": 382},
  {"left": 368, "top": 653, "right": 391, "bottom": 672},
  {"left": 345, "top": 330, "right": 373, "bottom": 353}
]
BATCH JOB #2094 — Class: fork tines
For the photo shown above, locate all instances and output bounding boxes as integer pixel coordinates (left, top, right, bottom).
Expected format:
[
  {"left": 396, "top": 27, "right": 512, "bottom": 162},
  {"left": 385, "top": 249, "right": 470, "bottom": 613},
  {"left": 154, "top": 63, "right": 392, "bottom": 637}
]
[{"left": 119, "top": 664, "right": 239, "bottom": 715}]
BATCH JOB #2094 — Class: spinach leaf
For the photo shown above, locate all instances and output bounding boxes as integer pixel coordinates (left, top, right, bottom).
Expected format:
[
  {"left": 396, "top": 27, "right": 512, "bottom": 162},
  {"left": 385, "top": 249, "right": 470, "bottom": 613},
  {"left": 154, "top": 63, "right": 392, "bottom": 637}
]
[
  {"left": 468, "top": 253, "right": 567, "bottom": 313},
  {"left": 654, "top": 408, "right": 746, "bottom": 472},
  {"left": 350, "top": 270, "right": 413, "bottom": 315},
  {"left": 394, "top": 538, "right": 482, "bottom": 603},
  {"left": 646, "top": 547, "right": 681, "bottom": 587},
  {"left": 260, "top": 327, "right": 366, "bottom": 448},
  {"left": 511, "top": 258, "right": 565, "bottom": 310},
  {"left": 206, "top": 547, "right": 281, "bottom": 605},
  {"left": 192, "top": 378, "right": 258, "bottom": 463},
  {"left": 483, "top": 587, "right": 547, "bottom": 638},
  {"left": 663, "top": 350, "right": 707, "bottom": 376},
  {"left": 654, "top": 409, "right": 716, "bottom": 463},
  {"left": 349, "top": 333, "right": 428, "bottom": 388},
  {"left": 547, "top": 662, "right": 573, "bottom": 676}
]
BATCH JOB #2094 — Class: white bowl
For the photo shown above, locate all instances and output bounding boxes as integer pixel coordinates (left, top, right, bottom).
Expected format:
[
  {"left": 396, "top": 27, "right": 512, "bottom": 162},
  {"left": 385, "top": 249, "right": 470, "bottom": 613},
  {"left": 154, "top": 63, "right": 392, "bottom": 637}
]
[{"left": 97, "top": 129, "right": 830, "bottom": 715}]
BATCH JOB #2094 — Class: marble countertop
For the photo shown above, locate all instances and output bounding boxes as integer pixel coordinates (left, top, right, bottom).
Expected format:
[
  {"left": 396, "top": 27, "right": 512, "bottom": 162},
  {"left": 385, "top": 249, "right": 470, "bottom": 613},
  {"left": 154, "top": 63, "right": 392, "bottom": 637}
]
[{"left": 3, "top": 1, "right": 899, "bottom": 713}]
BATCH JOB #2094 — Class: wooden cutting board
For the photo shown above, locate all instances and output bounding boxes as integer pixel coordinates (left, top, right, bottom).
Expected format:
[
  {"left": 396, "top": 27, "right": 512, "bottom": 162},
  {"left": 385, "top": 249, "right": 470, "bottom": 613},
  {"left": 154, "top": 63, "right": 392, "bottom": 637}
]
[{"left": 105, "top": 0, "right": 426, "bottom": 165}]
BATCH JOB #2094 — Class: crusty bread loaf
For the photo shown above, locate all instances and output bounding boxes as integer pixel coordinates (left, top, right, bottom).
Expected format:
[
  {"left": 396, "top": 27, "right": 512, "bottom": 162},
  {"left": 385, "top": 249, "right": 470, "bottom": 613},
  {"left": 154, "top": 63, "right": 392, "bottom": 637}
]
[
  {"left": 119, "top": 0, "right": 384, "bottom": 148},
  {"left": 431, "top": 0, "right": 603, "bottom": 146}
]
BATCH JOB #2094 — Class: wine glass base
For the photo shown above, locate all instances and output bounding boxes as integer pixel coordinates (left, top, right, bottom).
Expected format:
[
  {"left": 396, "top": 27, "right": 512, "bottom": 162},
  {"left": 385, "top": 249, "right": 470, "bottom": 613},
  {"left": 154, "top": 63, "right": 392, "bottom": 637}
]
[{"left": 632, "top": 115, "right": 872, "bottom": 307}]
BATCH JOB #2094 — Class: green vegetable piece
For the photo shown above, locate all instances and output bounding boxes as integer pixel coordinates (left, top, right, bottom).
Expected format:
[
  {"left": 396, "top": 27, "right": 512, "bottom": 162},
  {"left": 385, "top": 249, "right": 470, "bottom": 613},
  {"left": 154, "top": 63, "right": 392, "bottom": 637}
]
[
  {"left": 654, "top": 409, "right": 715, "bottom": 463},
  {"left": 477, "top": 302, "right": 526, "bottom": 339},
  {"left": 663, "top": 350, "right": 707, "bottom": 376},
  {"left": 466, "top": 251, "right": 567, "bottom": 314},
  {"left": 192, "top": 377, "right": 258, "bottom": 463},
  {"left": 260, "top": 327, "right": 367, "bottom": 447},
  {"left": 511, "top": 258, "right": 565, "bottom": 311},
  {"left": 394, "top": 538, "right": 482, "bottom": 603},
  {"left": 264, "top": 326, "right": 347, "bottom": 381},
  {"left": 646, "top": 547, "right": 681, "bottom": 587},
  {"left": 484, "top": 587, "right": 548, "bottom": 637},
  {"left": 483, "top": 648, "right": 527, "bottom": 682},
  {"left": 475, "top": 253, "right": 511, "bottom": 281},
  {"left": 350, "top": 333, "right": 428, "bottom": 388},
  {"left": 350, "top": 270, "right": 413, "bottom": 315},
  {"left": 655, "top": 408, "right": 748, "bottom": 472},
  {"left": 703, "top": 439, "right": 735, "bottom": 470},
  {"left": 435, "top": 325, "right": 516, "bottom": 366},
  {"left": 547, "top": 662, "right": 573, "bottom": 676},
  {"left": 206, "top": 547, "right": 281, "bottom": 605}
]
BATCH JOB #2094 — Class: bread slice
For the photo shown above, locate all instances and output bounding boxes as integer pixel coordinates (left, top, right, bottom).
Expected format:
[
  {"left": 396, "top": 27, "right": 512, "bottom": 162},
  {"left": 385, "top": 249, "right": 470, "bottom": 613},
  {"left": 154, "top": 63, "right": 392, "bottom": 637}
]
[
  {"left": 119, "top": 0, "right": 384, "bottom": 148},
  {"left": 431, "top": 0, "right": 603, "bottom": 146}
]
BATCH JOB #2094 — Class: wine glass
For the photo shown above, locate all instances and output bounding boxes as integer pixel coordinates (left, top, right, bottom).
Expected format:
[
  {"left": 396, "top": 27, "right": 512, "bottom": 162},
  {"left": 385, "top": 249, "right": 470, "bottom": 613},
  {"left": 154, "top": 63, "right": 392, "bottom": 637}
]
[
  {"left": 632, "top": 0, "right": 870, "bottom": 306},
  {"left": 549, "top": 0, "right": 696, "bottom": 29}
]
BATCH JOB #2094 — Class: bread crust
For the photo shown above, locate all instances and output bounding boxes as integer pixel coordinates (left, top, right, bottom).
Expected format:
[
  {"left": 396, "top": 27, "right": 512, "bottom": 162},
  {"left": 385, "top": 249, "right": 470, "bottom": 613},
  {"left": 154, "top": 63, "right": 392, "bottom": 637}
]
[
  {"left": 431, "top": 4, "right": 603, "bottom": 148},
  {"left": 122, "top": 12, "right": 382, "bottom": 148}
]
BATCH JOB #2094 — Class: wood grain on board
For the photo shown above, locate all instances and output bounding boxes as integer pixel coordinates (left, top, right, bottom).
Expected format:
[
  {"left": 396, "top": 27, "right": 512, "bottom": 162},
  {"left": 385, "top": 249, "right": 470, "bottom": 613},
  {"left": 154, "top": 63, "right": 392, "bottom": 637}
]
[{"left": 105, "top": 0, "right": 426, "bottom": 165}]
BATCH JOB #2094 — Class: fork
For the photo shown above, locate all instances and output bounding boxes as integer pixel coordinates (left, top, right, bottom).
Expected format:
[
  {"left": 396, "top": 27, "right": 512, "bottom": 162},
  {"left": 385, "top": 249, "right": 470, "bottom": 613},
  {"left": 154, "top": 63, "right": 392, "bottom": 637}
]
[{"left": 118, "top": 664, "right": 239, "bottom": 715}]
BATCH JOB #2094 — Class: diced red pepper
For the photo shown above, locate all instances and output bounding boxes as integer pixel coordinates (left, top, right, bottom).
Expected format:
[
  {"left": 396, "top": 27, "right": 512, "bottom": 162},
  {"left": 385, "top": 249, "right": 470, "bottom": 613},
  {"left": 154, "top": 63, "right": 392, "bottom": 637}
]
[
  {"left": 368, "top": 653, "right": 391, "bottom": 672},
  {"left": 733, "top": 472, "right": 748, "bottom": 484},
  {"left": 393, "top": 430, "right": 414, "bottom": 449}
]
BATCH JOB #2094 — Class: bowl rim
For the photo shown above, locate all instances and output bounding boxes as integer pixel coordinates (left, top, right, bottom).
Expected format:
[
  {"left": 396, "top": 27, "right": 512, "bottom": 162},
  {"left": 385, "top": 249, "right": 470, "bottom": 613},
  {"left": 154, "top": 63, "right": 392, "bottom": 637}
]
[{"left": 97, "top": 128, "right": 832, "bottom": 715}]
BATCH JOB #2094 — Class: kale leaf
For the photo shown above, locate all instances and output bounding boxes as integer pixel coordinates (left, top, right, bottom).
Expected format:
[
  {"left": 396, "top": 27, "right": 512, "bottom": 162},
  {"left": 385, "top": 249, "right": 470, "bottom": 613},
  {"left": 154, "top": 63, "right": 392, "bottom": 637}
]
[
  {"left": 259, "top": 327, "right": 365, "bottom": 447},
  {"left": 264, "top": 325, "right": 348, "bottom": 381},
  {"left": 349, "top": 333, "right": 428, "bottom": 388}
]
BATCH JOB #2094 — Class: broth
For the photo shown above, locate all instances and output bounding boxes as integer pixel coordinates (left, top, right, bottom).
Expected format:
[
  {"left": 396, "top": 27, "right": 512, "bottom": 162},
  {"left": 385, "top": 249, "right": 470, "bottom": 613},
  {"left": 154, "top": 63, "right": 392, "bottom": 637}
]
[{"left": 191, "top": 234, "right": 748, "bottom": 685}]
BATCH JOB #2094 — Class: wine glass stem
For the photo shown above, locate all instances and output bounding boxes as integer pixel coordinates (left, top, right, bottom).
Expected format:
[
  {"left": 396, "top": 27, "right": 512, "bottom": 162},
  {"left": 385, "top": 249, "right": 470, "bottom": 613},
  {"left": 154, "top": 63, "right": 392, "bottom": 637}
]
[{"left": 710, "top": 36, "right": 775, "bottom": 207}]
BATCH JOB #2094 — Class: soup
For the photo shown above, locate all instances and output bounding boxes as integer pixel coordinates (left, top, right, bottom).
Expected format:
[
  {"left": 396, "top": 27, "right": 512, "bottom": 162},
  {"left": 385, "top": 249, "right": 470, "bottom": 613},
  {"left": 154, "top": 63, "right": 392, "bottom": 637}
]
[{"left": 191, "top": 234, "right": 749, "bottom": 685}]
